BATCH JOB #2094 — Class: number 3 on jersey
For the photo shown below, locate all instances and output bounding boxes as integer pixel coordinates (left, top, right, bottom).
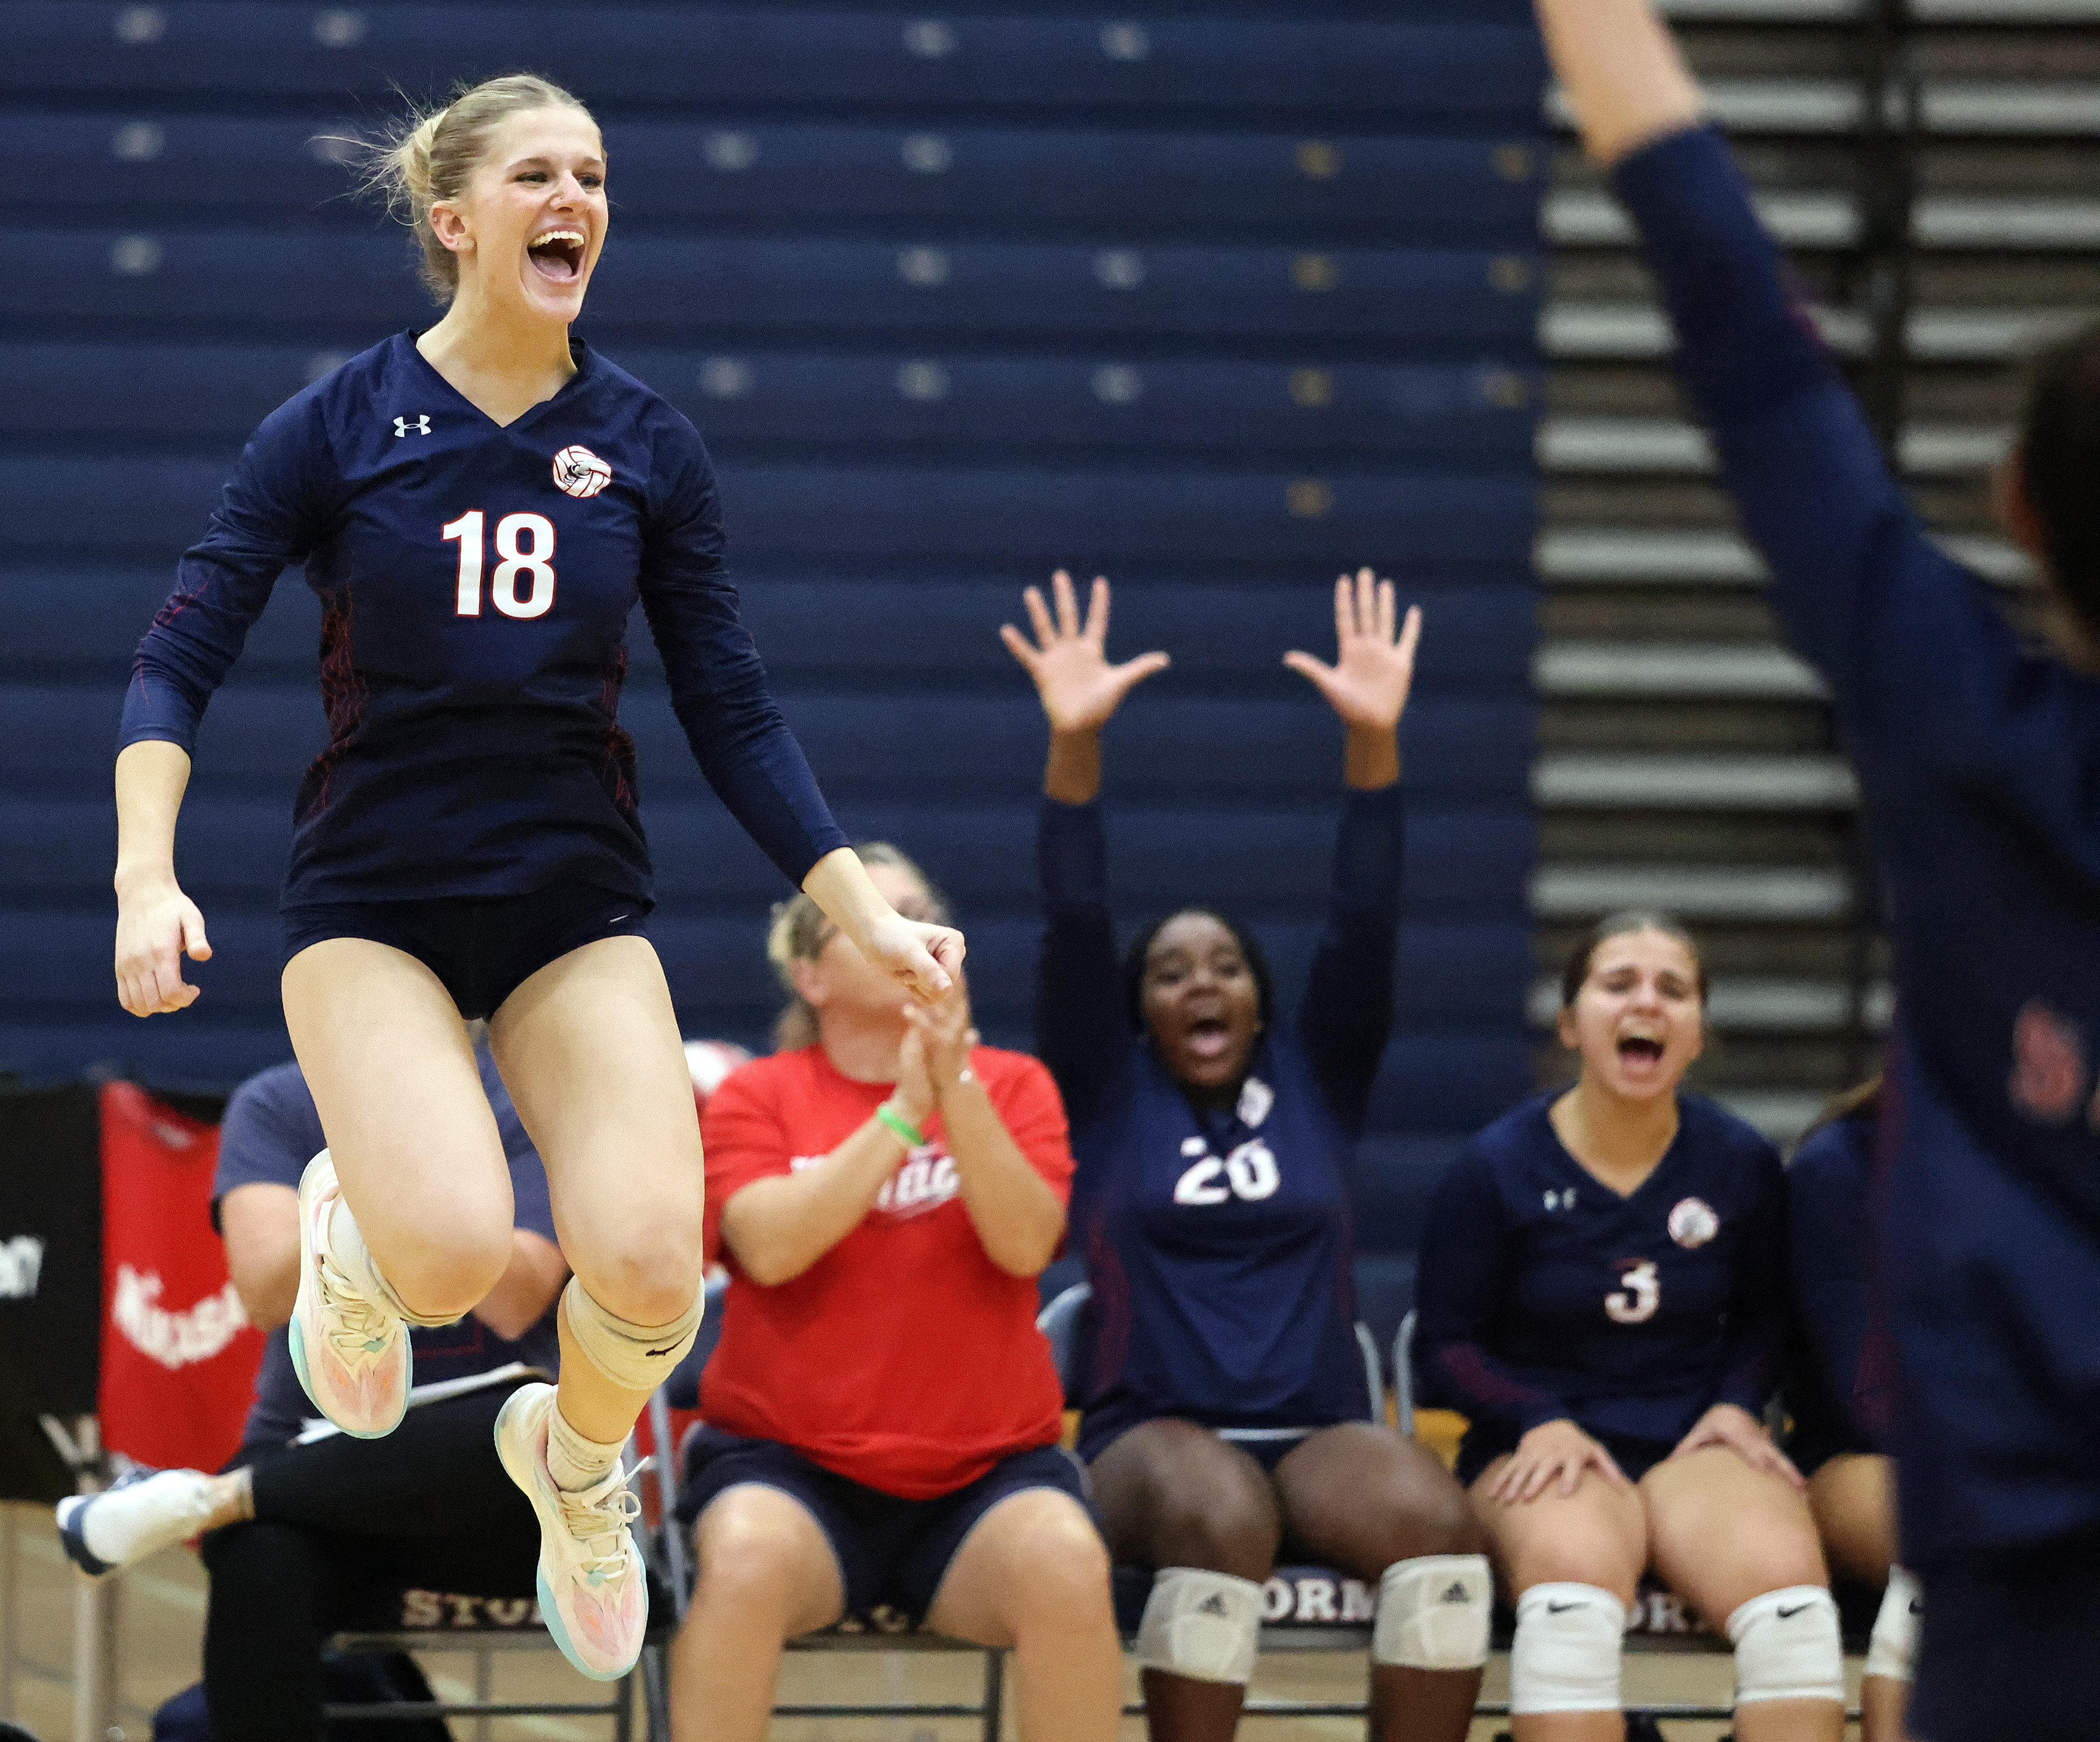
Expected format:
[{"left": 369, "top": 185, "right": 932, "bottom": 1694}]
[{"left": 443, "top": 510, "right": 556, "bottom": 619}]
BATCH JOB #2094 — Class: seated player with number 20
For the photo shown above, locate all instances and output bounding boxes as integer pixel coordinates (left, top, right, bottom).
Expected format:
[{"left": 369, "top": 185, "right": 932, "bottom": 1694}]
[
  {"left": 1418, "top": 913, "right": 1842, "bottom": 1742},
  {"left": 1007, "top": 568, "right": 1492, "bottom": 1742}
]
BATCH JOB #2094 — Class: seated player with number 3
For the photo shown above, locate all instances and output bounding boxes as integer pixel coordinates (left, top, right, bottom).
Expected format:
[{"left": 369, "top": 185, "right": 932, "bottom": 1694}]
[
  {"left": 1418, "top": 914, "right": 1841, "bottom": 1742},
  {"left": 1005, "top": 569, "right": 1492, "bottom": 1742}
]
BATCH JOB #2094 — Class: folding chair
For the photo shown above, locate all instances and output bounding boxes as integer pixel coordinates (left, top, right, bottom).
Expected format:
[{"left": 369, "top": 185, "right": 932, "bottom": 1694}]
[{"left": 1037, "top": 1281, "right": 1385, "bottom": 1724}]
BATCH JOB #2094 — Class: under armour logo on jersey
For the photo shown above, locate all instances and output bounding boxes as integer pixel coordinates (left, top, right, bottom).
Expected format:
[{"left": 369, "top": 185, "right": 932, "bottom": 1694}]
[
  {"left": 394, "top": 415, "right": 430, "bottom": 437},
  {"left": 1543, "top": 1187, "right": 1577, "bottom": 1212}
]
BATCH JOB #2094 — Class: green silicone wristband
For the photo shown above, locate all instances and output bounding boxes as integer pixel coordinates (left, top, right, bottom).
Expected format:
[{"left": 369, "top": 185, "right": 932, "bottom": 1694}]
[{"left": 875, "top": 1103, "right": 924, "bottom": 1148}]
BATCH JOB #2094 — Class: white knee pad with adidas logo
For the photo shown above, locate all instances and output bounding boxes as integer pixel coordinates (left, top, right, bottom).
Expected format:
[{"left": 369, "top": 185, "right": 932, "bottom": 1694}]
[
  {"left": 1727, "top": 1585, "right": 1845, "bottom": 1706},
  {"left": 1864, "top": 1565, "right": 1921, "bottom": 1683},
  {"left": 1133, "top": 1568, "right": 1264, "bottom": 1685},
  {"left": 1373, "top": 1554, "right": 1493, "bottom": 1670},
  {"left": 1510, "top": 1583, "right": 1626, "bottom": 1715}
]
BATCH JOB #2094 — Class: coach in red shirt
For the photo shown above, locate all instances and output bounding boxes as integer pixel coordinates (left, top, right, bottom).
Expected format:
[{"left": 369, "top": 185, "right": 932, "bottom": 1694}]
[{"left": 668, "top": 845, "right": 1121, "bottom": 1742}]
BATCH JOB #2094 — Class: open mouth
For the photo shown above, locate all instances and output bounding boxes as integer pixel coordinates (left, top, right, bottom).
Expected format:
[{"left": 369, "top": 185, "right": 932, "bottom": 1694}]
[
  {"left": 1186, "top": 1015, "right": 1233, "bottom": 1061},
  {"left": 527, "top": 229, "right": 586, "bottom": 283},
  {"left": 1616, "top": 1035, "right": 1665, "bottom": 1067}
]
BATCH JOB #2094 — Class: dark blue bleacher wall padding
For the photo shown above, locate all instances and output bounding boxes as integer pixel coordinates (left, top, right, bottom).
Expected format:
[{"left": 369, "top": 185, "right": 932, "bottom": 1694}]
[{"left": 0, "top": 0, "right": 1544, "bottom": 1340}]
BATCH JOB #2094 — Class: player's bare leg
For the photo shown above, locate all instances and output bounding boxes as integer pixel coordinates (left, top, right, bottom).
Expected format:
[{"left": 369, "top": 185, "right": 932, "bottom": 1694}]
[
  {"left": 1644, "top": 1448, "right": 1843, "bottom": 1742},
  {"left": 1471, "top": 1456, "right": 1646, "bottom": 1742},
  {"left": 925, "top": 1488, "right": 1122, "bottom": 1742},
  {"left": 489, "top": 933, "right": 707, "bottom": 1678},
  {"left": 1275, "top": 1423, "right": 1488, "bottom": 1742},
  {"left": 1808, "top": 1455, "right": 1915, "bottom": 1742},
  {"left": 282, "top": 941, "right": 517, "bottom": 1434},
  {"left": 671, "top": 1485, "right": 845, "bottom": 1741},
  {"left": 1090, "top": 1420, "right": 1283, "bottom": 1742}
]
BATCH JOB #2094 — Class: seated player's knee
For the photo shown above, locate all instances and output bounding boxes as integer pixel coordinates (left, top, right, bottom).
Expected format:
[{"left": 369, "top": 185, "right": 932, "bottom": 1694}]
[
  {"left": 1864, "top": 1565, "right": 1921, "bottom": 1684},
  {"left": 1145, "top": 1457, "right": 1279, "bottom": 1578},
  {"left": 1406, "top": 1475, "right": 1489, "bottom": 1559},
  {"left": 1134, "top": 1566, "right": 1265, "bottom": 1685},
  {"left": 692, "top": 1491, "right": 823, "bottom": 1615},
  {"left": 998, "top": 1499, "right": 1114, "bottom": 1633},
  {"left": 1373, "top": 1552, "right": 1492, "bottom": 1673},
  {"left": 1726, "top": 1586, "right": 1845, "bottom": 1709},
  {"left": 1510, "top": 1584, "right": 1626, "bottom": 1715},
  {"left": 562, "top": 1273, "right": 705, "bottom": 1392},
  {"left": 1507, "top": 1521, "right": 1636, "bottom": 1597}
]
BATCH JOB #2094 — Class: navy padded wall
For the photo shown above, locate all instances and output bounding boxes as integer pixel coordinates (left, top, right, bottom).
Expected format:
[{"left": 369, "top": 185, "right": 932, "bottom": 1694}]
[{"left": 0, "top": 1, "right": 1544, "bottom": 1336}]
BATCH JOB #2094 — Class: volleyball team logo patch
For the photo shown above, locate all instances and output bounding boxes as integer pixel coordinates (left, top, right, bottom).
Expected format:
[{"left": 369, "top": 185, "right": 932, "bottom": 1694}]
[
  {"left": 1667, "top": 1196, "right": 1720, "bottom": 1249},
  {"left": 552, "top": 444, "right": 612, "bottom": 498}
]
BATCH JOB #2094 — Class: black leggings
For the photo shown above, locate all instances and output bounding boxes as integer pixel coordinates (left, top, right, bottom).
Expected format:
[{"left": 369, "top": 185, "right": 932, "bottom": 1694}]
[{"left": 200, "top": 1382, "right": 541, "bottom": 1742}]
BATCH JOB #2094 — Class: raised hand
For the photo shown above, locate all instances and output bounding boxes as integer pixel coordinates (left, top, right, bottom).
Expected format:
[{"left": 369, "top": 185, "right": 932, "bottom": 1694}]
[
  {"left": 1283, "top": 567, "right": 1423, "bottom": 732},
  {"left": 1000, "top": 569, "right": 1170, "bottom": 735}
]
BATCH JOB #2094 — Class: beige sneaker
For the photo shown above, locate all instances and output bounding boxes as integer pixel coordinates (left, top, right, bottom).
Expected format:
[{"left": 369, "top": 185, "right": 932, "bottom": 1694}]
[
  {"left": 494, "top": 1382, "right": 646, "bottom": 1681},
  {"left": 288, "top": 1151, "right": 410, "bottom": 1439}
]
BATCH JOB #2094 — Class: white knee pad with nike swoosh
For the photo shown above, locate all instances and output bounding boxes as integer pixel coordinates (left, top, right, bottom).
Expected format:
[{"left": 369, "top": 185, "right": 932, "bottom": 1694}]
[
  {"left": 1133, "top": 1568, "right": 1264, "bottom": 1685},
  {"left": 1510, "top": 1583, "right": 1625, "bottom": 1714},
  {"left": 560, "top": 1275, "right": 704, "bottom": 1392},
  {"left": 1373, "top": 1554, "right": 1492, "bottom": 1670},
  {"left": 1864, "top": 1565, "right": 1922, "bottom": 1684},
  {"left": 1727, "top": 1585, "right": 1845, "bottom": 1706}
]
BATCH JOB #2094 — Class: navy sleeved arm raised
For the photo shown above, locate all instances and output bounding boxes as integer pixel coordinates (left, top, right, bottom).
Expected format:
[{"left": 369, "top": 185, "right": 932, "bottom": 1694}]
[
  {"left": 1713, "top": 1143, "right": 1789, "bottom": 1417},
  {"left": 1035, "top": 797, "right": 1131, "bottom": 1126},
  {"left": 1416, "top": 1152, "right": 1573, "bottom": 1436},
  {"left": 121, "top": 395, "right": 334, "bottom": 756},
  {"left": 1298, "top": 784, "right": 1403, "bottom": 1134},
  {"left": 638, "top": 422, "right": 849, "bottom": 886},
  {"left": 1611, "top": 127, "right": 2034, "bottom": 790}
]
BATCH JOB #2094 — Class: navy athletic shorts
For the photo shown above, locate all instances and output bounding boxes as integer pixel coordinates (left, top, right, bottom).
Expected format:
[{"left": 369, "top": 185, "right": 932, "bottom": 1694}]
[
  {"left": 1911, "top": 1530, "right": 2100, "bottom": 1742},
  {"left": 282, "top": 884, "right": 650, "bottom": 1021},
  {"left": 675, "top": 1426, "right": 1097, "bottom": 1629}
]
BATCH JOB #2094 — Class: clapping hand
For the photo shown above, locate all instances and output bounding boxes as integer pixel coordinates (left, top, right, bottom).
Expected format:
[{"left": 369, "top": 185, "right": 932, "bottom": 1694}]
[
  {"left": 1283, "top": 567, "right": 1423, "bottom": 731},
  {"left": 1000, "top": 570, "right": 1170, "bottom": 734}
]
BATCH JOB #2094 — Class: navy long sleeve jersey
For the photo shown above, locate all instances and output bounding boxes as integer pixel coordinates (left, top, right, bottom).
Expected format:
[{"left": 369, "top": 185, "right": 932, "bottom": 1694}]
[
  {"left": 1617, "top": 126, "right": 2100, "bottom": 1566},
  {"left": 1038, "top": 787, "right": 1401, "bottom": 1460},
  {"left": 1783, "top": 1112, "right": 1881, "bottom": 1474},
  {"left": 1416, "top": 1093, "right": 1786, "bottom": 1477},
  {"left": 121, "top": 334, "right": 847, "bottom": 906}
]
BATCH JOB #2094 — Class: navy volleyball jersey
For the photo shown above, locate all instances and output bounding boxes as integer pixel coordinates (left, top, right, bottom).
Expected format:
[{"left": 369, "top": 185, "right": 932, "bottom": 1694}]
[
  {"left": 1416, "top": 1093, "right": 1786, "bottom": 1480},
  {"left": 120, "top": 333, "right": 846, "bottom": 907},
  {"left": 213, "top": 1048, "right": 561, "bottom": 1447},
  {"left": 1038, "top": 787, "right": 1402, "bottom": 1460},
  {"left": 1616, "top": 126, "right": 2100, "bottom": 1566},
  {"left": 1784, "top": 1111, "right": 1881, "bottom": 1477}
]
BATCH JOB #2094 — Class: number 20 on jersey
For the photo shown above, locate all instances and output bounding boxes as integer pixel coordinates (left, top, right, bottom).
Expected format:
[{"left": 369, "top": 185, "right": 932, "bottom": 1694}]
[{"left": 443, "top": 511, "right": 556, "bottom": 619}]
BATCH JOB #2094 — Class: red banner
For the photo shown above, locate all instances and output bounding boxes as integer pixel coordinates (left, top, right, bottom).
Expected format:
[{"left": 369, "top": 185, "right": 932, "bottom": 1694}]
[{"left": 96, "top": 1083, "right": 264, "bottom": 1473}]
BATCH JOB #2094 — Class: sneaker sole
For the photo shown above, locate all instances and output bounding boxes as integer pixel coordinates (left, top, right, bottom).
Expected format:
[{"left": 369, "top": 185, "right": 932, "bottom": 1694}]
[
  {"left": 492, "top": 1386, "right": 643, "bottom": 1683},
  {"left": 53, "top": 1496, "right": 115, "bottom": 1579},
  {"left": 289, "top": 1154, "right": 407, "bottom": 1440}
]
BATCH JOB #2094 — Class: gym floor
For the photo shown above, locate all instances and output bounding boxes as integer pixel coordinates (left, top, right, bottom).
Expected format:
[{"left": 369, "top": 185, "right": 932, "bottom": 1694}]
[{"left": 0, "top": 1501, "right": 1866, "bottom": 1742}]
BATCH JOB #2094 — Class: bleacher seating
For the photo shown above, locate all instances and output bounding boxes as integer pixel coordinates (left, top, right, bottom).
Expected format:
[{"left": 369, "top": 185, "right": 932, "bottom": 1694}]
[{"left": 0, "top": 0, "right": 1545, "bottom": 1345}]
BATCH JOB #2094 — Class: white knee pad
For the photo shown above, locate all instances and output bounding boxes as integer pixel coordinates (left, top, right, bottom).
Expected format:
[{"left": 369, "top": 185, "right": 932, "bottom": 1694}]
[
  {"left": 1510, "top": 1583, "right": 1625, "bottom": 1715},
  {"left": 1133, "top": 1568, "right": 1264, "bottom": 1685},
  {"left": 1373, "top": 1554, "right": 1492, "bottom": 1670},
  {"left": 1864, "top": 1565, "right": 1922, "bottom": 1683},
  {"left": 1727, "top": 1585, "right": 1845, "bottom": 1706},
  {"left": 561, "top": 1275, "right": 705, "bottom": 1392}
]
